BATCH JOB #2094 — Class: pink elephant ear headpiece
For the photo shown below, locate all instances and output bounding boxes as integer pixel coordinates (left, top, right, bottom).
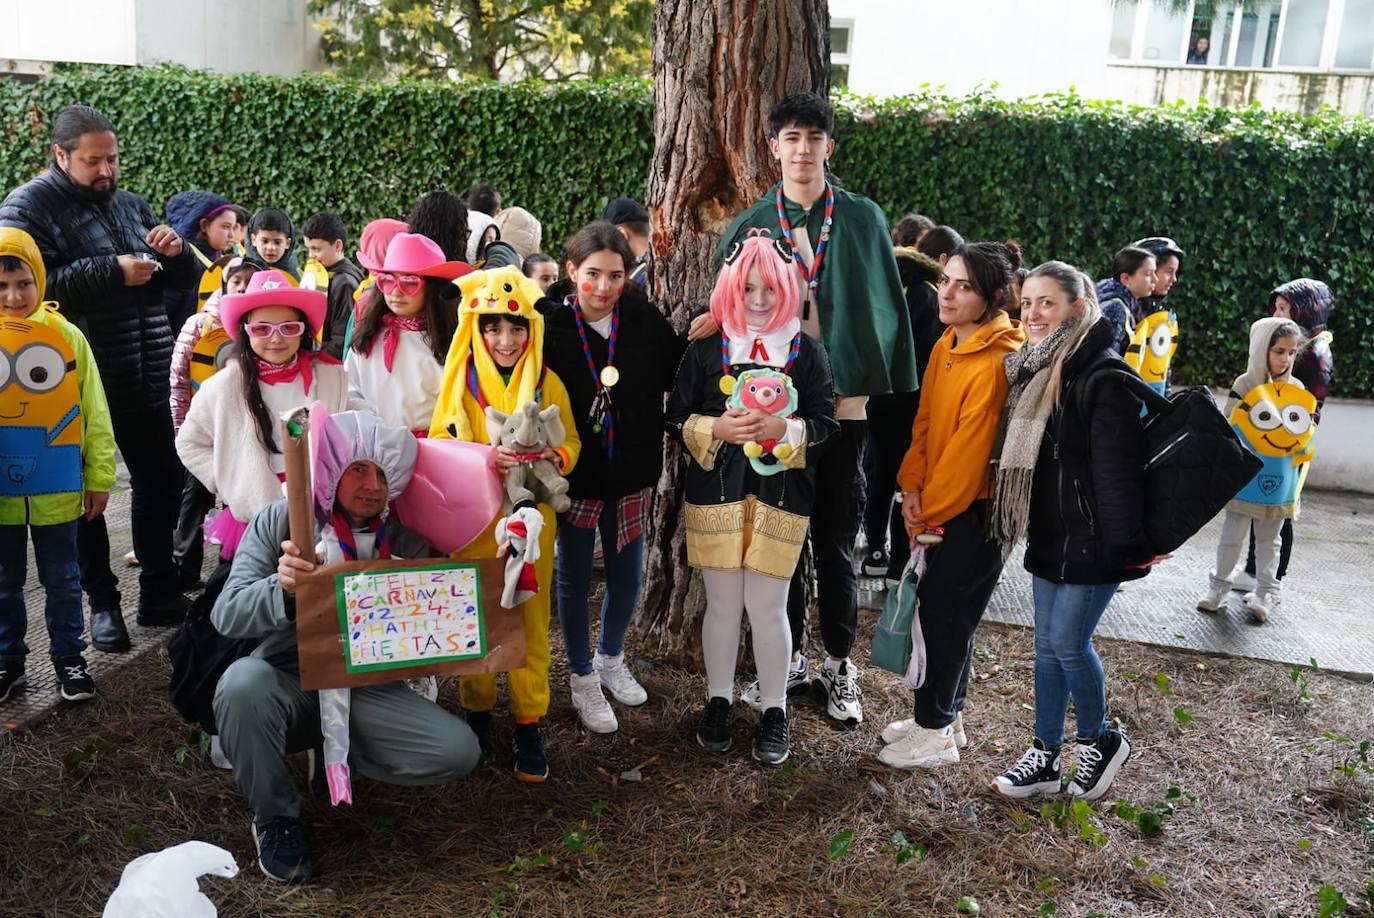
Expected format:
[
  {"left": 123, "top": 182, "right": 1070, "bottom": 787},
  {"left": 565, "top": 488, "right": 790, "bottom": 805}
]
[{"left": 308, "top": 402, "right": 418, "bottom": 525}]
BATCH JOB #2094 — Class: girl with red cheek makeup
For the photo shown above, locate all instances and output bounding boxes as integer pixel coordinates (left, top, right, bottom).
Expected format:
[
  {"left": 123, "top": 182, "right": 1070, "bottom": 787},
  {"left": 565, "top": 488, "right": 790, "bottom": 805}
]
[{"left": 536, "top": 221, "right": 683, "bottom": 735}]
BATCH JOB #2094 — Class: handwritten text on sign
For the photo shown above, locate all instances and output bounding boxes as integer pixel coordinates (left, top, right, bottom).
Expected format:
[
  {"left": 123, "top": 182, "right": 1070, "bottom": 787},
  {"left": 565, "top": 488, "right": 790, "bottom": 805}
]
[{"left": 337, "top": 564, "right": 486, "bottom": 673}]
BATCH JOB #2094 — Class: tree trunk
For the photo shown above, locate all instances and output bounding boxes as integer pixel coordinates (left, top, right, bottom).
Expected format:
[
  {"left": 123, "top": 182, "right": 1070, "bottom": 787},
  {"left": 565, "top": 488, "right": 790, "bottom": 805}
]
[{"left": 637, "top": 0, "right": 830, "bottom": 664}]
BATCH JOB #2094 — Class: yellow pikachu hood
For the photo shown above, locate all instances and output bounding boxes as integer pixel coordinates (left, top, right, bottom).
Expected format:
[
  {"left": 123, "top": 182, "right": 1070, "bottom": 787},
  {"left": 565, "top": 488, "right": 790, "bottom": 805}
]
[{"left": 429, "top": 266, "right": 547, "bottom": 441}]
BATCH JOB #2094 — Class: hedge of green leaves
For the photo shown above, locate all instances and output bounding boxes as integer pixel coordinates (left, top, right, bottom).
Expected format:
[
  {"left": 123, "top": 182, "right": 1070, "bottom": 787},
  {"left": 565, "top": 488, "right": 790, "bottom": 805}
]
[{"left": 1, "top": 66, "right": 1369, "bottom": 396}]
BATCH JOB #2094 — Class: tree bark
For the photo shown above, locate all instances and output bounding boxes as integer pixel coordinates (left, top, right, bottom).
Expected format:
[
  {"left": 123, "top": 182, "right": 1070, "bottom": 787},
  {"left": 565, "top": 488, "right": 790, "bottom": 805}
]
[{"left": 637, "top": 0, "right": 830, "bottom": 664}]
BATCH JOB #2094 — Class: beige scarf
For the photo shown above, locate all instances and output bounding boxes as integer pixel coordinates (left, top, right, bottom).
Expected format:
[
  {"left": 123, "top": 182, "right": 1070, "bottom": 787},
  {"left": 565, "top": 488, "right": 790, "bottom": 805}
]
[{"left": 989, "top": 317, "right": 1082, "bottom": 552}]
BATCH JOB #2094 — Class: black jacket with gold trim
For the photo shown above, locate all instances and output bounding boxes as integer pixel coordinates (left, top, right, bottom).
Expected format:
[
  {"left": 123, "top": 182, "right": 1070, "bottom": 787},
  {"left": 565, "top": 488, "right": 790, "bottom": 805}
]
[{"left": 666, "top": 332, "right": 838, "bottom": 518}]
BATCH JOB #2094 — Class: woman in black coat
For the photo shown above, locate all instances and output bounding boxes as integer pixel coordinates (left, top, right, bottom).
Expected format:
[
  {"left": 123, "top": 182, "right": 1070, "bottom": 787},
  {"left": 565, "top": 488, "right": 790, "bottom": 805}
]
[{"left": 986, "top": 261, "right": 1167, "bottom": 804}]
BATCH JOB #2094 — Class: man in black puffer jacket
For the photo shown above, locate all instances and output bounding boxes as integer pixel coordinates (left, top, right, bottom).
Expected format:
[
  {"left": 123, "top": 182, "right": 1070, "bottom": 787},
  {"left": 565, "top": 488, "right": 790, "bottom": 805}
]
[{"left": 0, "top": 105, "right": 198, "bottom": 649}]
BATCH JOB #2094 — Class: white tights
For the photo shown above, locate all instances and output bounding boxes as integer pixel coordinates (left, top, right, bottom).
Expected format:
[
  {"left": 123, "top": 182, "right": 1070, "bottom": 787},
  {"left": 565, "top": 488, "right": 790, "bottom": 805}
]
[{"left": 701, "top": 569, "right": 793, "bottom": 710}]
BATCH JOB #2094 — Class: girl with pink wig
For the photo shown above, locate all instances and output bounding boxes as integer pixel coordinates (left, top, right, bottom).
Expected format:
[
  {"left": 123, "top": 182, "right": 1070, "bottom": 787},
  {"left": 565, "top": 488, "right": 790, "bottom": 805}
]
[{"left": 666, "top": 231, "right": 838, "bottom": 766}]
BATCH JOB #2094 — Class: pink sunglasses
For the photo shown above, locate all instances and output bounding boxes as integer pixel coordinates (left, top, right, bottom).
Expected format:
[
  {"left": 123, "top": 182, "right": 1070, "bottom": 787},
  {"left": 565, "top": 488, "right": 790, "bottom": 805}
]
[
  {"left": 245, "top": 320, "right": 307, "bottom": 339},
  {"left": 375, "top": 272, "right": 424, "bottom": 296}
]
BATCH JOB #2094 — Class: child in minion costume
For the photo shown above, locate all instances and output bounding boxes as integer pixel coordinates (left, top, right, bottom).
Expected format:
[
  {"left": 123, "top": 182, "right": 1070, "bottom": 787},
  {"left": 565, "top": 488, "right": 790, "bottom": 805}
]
[
  {"left": 0, "top": 227, "right": 116, "bottom": 692},
  {"left": 429, "top": 265, "right": 579, "bottom": 783}
]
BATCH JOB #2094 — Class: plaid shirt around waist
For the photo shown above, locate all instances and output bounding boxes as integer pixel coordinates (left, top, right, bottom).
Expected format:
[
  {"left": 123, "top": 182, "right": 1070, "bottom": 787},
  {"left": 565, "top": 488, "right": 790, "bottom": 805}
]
[{"left": 562, "top": 486, "right": 653, "bottom": 551}]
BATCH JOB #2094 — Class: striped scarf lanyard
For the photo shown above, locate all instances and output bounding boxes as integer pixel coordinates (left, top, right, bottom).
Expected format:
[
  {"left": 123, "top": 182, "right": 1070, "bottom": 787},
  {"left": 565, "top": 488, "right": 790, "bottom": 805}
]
[
  {"left": 774, "top": 181, "right": 834, "bottom": 314},
  {"left": 465, "top": 354, "right": 546, "bottom": 413},
  {"left": 569, "top": 295, "right": 619, "bottom": 459},
  {"left": 718, "top": 330, "right": 802, "bottom": 396},
  {"left": 329, "top": 511, "right": 392, "bottom": 561}
]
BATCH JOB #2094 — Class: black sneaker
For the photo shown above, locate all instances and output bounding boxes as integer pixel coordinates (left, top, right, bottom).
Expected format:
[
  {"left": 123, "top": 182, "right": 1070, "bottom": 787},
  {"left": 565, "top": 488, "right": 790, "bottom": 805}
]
[
  {"left": 696, "top": 696, "right": 734, "bottom": 752},
  {"left": 464, "top": 710, "right": 493, "bottom": 756},
  {"left": 1069, "top": 729, "right": 1132, "bottom": 801},
  {"left": 862, "top": 547, "right": 890, "bottom": 577},
  {"left": 0, "top": 659, "right": 26, "bottom": 703},
  {"left": 752, "top": 707, "right": 790, "bottom": 765},
  {"left": 993, "top": 739, "right": 1062, "bottom": 798},
  {"left": 53, "top": 655, "right": 94, "bottom": 702},
  {"left": 513, "top": 721, "right": 549, "bottom": 783},
  {"left": 253, "top": 816, "right": 315, "bottom": 882}
]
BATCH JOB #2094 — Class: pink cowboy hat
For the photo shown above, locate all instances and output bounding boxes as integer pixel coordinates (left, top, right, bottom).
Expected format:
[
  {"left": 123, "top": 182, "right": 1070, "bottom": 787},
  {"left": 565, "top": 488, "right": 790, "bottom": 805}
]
[
  {"left": 356, "top": 231, "right": 473, "bottom": 281},
  {"left": 220, "top": 269, "right": 328, "bottom": 341}
]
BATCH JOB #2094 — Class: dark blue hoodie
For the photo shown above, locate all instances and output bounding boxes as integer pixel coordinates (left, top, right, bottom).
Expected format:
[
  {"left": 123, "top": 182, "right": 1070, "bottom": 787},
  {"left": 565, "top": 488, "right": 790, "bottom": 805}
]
[{"left": 164, "top": 190, "right": 231, "bottom": 330}]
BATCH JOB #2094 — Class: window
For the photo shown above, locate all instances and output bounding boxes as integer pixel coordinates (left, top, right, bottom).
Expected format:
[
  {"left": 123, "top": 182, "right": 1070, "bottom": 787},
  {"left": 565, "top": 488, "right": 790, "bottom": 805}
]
[
  {"left": 831, "top": 20, "right": 853, "bottom": 90},
  {"left": 1108, "top": 0, "right": 1373, "bottom": 71},
  {"left": 1277, "top": 0, "right": 1332, "bottom": 66},
  {"left": 1335, "top": 0, "right": 1374, "bottom": 68}
]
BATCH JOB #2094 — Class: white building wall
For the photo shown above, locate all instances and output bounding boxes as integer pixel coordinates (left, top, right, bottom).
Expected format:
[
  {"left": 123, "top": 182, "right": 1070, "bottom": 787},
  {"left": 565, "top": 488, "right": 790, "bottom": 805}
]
[{"left": 0, "top": 0, "right": 319, "bottom": 75}]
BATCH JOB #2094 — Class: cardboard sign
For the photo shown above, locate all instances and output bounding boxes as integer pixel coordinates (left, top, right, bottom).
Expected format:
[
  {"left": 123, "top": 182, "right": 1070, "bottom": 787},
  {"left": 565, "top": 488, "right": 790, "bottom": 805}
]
[{"left": 294, "top": 555, "right": 525, "bottom": 690}]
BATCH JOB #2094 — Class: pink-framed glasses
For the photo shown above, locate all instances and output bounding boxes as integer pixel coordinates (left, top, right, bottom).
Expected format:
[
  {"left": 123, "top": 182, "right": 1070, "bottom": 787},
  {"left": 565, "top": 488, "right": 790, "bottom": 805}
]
[
  {"left": 374, "top": 272, "right": 424, "bottom": 296},
  {"left": 245, "top": 320, "right": 307, "bottom": 339}
]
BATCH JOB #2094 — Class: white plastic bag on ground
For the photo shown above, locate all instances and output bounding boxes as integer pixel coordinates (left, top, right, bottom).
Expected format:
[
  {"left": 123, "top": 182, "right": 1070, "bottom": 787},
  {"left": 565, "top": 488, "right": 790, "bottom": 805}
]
[{"left": 103, "top": 840, "right": 238, "bottom": 918}]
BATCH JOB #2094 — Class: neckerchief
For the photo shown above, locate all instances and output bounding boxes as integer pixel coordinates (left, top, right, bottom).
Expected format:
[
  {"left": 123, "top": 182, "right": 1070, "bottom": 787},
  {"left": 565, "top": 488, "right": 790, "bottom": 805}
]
[
  {"left": 329, "top": 511, "right": 392, "bottom": 561},
  {"left": 378, "top": 313, "right": 427, "bottom": 372},
  {"left": 569, "top": 295, "right": 619, "bottom": 459},
  {"left": 775, "top": 182, "right": 835, "bottom": 302},
  {"left": 255, "top": 353, "right": 313, "bottom": 394},
  {"left": 467, "top": 355, "right": 546, "bottom": 412}
]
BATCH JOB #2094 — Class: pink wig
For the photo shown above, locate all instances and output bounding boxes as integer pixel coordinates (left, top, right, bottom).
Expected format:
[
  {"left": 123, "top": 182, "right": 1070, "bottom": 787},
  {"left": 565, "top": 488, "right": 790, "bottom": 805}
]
[{"left": 708, "top": 230, "right": 803, "bottom": 337}]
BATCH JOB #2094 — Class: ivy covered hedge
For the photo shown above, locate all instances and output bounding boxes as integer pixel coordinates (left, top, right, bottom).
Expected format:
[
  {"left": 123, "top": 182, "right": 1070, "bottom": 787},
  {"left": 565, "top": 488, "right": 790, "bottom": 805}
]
[{"left": 0, "top": 66, "right": 1369, "bottom": 396}]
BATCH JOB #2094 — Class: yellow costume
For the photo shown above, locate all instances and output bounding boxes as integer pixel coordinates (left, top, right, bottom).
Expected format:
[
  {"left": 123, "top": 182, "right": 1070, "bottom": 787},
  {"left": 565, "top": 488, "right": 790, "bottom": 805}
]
[
  {"left": 430, "top": 266, "right": 580, "bottom": 719},
  {"left": 1124, "top": 308, "right": 1178, "bottom": 393}
]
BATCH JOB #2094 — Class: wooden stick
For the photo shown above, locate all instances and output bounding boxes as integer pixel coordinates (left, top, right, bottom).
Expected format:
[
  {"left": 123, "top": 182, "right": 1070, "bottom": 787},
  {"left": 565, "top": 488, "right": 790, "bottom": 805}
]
[{"left": 281, "top": 406, "right": 315, "bottom": 554}]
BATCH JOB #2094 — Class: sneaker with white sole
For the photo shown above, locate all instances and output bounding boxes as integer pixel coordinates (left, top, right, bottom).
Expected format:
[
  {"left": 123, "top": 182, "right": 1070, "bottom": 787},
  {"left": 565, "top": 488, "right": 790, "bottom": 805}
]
[
  {"left": 54, "top": 655, "right": 94, "bottom": 702},
  {"left": 877, "top": 723, "right": 959, "bottom": 769},
  {"left": 570, "top": 671, "right": 618, "bottom": 733},
  {"left": 595, "top": 652, "right": 647, "bottom": 706},
  {"left": 1243, "top": 590, "right": 1277, "bottom": 623},
  {"left": 740, "top": 654, "right": 809, "bottom": 712},
  {"left": 881, "top": 711, "right": 967, "bottom": 748},
  {"left": 1196, "top": 582, "right": 1228, "bottom": 613},
  {"left": 862, "top": 547, "right": 890, "bottom": 577},
  {"left": 1231, "top": 570, "right": 1258, "bottom": 593},
  {"left": 1068, "top": 728, "right": 1131, "bottom": 801},
  {"left": 0, "top": 659, "right": 26, "bottom": 704},
  {"left": 994, "top": 740, "right": 1062, "bottom": 798},
  {"left": 817, "top": 658, "right": 863, "bottom": 724}
]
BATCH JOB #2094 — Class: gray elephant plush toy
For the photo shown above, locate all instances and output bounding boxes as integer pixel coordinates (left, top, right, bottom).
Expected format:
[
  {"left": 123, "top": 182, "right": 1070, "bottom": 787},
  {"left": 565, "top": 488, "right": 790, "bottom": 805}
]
[{"left": 484, "top": 401, "right": 572, "bottom": 513}]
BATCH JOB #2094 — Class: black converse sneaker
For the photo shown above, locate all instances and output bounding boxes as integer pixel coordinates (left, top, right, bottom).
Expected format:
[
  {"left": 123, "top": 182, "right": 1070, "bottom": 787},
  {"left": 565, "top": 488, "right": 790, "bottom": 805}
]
[
  {"left": 696, "top": 696, "right": 734, "bottom": 752},
  {"left": 993, "top": 740, "right": 1062, "bottom": 798},
  {"left": 752, "top": 707, "right": 790, "bottom": 766},
  {"left": 1069, "top": 729, "right": 1132, "bottom": 801},
  {"left": 54, "top": 655, "right": 94, "bottom": 702},
  {"left": 862, "top": 547, "right": 890, "bottom": 577},
  {"left": 0, "top": 658, "right": 26, "bottom": 703}
]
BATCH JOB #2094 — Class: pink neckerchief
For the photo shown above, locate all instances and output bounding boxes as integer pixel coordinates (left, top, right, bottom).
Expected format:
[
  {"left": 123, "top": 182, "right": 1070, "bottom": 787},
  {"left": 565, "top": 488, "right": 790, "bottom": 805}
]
[
  {"left": 254, "top": 352, "right": 341, "bottom": 394},
  {"left": 377, "top": 313, "right": 427, "bottom": 372}
]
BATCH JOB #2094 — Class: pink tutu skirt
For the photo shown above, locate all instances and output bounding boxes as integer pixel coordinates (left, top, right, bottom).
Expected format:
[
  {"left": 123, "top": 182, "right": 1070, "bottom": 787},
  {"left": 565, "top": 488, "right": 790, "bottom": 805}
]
[{"left": 205, "top": 510, "right": 250, "bottom": 560}]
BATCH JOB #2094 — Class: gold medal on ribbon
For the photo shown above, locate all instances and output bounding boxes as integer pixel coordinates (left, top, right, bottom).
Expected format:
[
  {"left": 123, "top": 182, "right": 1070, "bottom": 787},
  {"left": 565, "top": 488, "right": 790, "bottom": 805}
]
[
  {"left": 718, "top": 374, "right": 737, "bottom": 396},
  {"left": 600, "top": 365, "right": 620, "bottom": 388}
]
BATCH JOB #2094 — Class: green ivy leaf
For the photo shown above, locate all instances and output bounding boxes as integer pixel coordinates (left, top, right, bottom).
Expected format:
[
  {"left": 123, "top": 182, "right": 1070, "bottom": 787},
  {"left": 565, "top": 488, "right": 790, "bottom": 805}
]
[{"left": 826, "top": 829, "right": 856, "bottom": 862}]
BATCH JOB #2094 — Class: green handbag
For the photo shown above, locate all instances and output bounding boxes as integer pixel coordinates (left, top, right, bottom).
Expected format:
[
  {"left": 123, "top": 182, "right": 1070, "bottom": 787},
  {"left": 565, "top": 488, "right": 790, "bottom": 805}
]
[{"left": 870, "top": 548, "right": 927, "bottom": 687}]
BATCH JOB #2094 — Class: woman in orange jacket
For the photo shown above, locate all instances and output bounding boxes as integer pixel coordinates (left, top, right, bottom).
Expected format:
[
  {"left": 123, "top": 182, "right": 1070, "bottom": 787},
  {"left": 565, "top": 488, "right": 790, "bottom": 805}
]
[{"left": 879, "top": 241, "right": 1027, "bottom": 771}]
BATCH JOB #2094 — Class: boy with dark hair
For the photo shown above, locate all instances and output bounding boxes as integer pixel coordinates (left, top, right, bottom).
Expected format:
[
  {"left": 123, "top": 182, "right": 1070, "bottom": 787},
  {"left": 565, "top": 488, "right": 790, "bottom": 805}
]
[
  {"left": 602, "top": 197, "right": 652, "bottom": 288},
  {"left": 302, "top": 212, "right": 364, "bottom": 358},
  {"left": 695, "top": 90, "right": 917, "bottom": 726},
  {"left": 246, "top": 208, "right": 300, "bottom": 280},
  {"left": 467, "top": 182, "right": 502, "bottom": 217}
]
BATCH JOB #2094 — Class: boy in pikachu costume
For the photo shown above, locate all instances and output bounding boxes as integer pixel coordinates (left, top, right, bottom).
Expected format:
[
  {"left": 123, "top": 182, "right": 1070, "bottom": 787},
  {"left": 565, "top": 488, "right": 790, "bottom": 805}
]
[{"left": 430, "top": 266, "right": 579, "bottom": 783}]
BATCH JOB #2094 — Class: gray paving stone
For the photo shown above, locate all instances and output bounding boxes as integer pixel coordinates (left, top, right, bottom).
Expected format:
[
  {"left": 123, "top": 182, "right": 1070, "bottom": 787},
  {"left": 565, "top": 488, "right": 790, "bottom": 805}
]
[{"left": 859, "top": 488, "right": 1374, "bottom": 679}]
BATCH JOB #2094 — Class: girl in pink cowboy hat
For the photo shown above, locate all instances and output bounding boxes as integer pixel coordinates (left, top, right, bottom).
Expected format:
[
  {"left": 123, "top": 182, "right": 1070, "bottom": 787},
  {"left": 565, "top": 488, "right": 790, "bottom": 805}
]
[
  {"left": 176, "top": 269, "right": 355, "bottom": 572},
  {"left": 347, "top": 232, "right": 472, "bottom": 436}
]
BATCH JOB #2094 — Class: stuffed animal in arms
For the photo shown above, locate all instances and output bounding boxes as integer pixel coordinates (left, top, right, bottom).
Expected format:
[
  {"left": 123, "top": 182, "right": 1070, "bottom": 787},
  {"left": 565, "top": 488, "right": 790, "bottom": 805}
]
[
  {"left": 485, "top": 401, "right": 571, "bottom": 512},
  {"left": 727, "top": 368, "right": 799, "bottom": 476}
]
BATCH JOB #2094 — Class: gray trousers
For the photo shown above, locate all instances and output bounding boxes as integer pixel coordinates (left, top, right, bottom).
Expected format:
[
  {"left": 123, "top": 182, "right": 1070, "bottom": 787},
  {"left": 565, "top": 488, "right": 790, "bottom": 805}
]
[
  {"left": 1211, "top": 511, "right": 1283, "bottom": 597},
  {"left": 214, "top": 656, "right": 480, "bottom": 822}
]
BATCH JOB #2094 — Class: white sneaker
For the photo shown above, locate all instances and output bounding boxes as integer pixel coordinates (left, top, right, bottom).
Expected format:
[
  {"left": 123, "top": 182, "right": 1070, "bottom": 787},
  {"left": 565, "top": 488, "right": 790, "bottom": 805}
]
[
  {"left": 817, "top": 658, "right": 863, "bottom": 724},
  {"left": 1196, "top": 583, "right": 1228, "bottom": 613},
  {"left": 882, "top": 712, "right": 967, "bottom": 748},
  {"left": 595, "top": 652, "right": 648, "bottom": 706},
  {"left": 877, "top": 724, "right": 959, "bottom": 769},
  {"left": 741, "top": 654, "right": 809, "bottom": 712},
  {"left": 1243, "top": 591, "right": 1277, "bottom": 623},
  {"left": 1231, "top": 570, "right": 1258, "bottom": 593},
  {"left": 570, "top": 671, "right": 618, "bottom": 733}
]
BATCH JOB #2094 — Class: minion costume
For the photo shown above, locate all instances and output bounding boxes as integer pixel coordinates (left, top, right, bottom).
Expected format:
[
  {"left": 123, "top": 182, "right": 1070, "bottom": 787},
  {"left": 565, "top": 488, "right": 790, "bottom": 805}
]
[
  {"left": 1124, "top": 309, "right": 1178, "bottom": 395},
  {"left": 0, "top": 227, "right": 116, "bottom": 663},
  {"left": 429, "top": 267, "right": 579, "bottom": 734}
]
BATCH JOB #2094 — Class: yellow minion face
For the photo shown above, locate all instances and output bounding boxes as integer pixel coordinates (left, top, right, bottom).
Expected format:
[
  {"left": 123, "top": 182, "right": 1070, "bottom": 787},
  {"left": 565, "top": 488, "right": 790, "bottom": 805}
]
[
  {"left": 0, "top": 317, "right": 81, "bottom": 445},
  {"left": 1125, "top": 309, "right": 1178, "bottom": 384},
  {"left": 1229, "top": 381, "right": 1317, "bottom": 462},
  {"left": 189, "top": 325, "right": 233, "bottom": 396}
]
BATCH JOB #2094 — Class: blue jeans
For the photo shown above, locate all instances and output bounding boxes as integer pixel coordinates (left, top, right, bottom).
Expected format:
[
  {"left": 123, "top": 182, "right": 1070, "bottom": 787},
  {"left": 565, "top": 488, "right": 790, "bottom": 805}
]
[
  {"left": 0, "top": 521, "right": 86, "bottom": 660},
  {"left": 555, "top": 507, "right": 644, "bottom": 677},
  {"left": 1031, "top": 576, "right": 1119, "bottom": 748}
]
